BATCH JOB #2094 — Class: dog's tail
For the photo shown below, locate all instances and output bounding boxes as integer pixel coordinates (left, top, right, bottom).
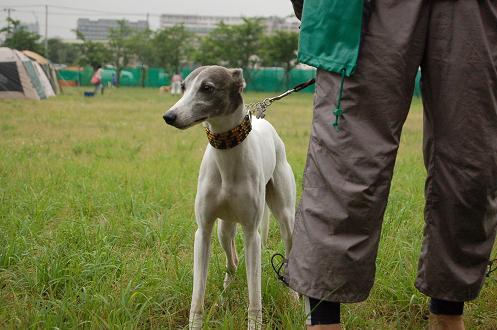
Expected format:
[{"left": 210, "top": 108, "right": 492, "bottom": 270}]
[{"left": 260, "top": 204, "right": 270, "bottom": 246}]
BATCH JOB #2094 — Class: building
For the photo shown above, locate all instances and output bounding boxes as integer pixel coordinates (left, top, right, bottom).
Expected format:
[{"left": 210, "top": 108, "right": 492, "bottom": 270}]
[
  {"left": 76, "top": 18, "right": 148, "bottom": 41},
  {"left": 160, "top": 14, "right": 243, "bottom": 35},
  {"left": 159, "top": 14, "right": 299, "bottom": 35},
  {"left": 264, "top": 16, "right": 300, "bottom": 34}
]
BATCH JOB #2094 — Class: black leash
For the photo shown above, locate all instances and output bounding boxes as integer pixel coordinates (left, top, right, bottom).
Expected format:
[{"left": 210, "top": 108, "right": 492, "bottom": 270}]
[
  {"left": 487, "top": 258, "right": 497, "bottom": 278},
  {"left": 271, "top": 253, "right": 289, "bottom": 286},
  {"left": 247, "top": 78, "right": 316, "bottom": 119}
]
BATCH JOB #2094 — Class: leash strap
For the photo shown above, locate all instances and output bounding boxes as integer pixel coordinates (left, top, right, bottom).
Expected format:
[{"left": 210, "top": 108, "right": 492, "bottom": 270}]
[
  {"left": 268, "top": 78, "right": 316, "bottom": 103},
  {"left": 271, "top": 253, "right": 289, "bottom": 286},
  {"left": 292, "top": 78, "right": 316, "bottom": 92},
  {"left": 487, "top": 258, "right": 497, "bottom": 277}
]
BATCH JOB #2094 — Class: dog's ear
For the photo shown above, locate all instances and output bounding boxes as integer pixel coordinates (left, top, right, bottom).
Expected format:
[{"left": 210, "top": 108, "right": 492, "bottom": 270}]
[{"left": 230, "top": 68, "right": 245, "bottom": 94}]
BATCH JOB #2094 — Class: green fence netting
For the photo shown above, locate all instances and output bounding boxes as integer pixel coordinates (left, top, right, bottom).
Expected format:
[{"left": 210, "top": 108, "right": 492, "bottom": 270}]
[
  {"left": 145, "top": 67, "right": 170, "bottom": 87},
  {"left": 58, "top": 67, "right": 318, "bottom": 92},
  {"left": 57, "top": 66, "right": 422, "bottom": 95},
  {"left": 243, "top": 68, "right": 316, "bottom": 93},
  {"left": 81, "top": 67, "right": 93, "bottom": 86},
  {"left": 58, "top": 69, "right": 80, "bottom": 85}
]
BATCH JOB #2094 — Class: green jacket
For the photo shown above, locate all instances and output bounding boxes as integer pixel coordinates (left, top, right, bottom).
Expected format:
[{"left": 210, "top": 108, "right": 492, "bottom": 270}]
[
  {"left": 292, "top": 0, "right": 364, "bottom": 77},
  {"left": 291, "top": 0, "right": 368, "bottom": 130}
]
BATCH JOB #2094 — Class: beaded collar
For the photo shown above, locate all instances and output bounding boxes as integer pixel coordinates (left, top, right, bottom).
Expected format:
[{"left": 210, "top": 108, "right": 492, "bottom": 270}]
[{"left": 204, "top": 114, "right": 252, "bottom": 150}]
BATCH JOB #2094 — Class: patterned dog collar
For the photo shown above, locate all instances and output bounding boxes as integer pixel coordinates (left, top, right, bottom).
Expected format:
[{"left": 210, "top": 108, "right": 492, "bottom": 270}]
[{"left": 204, "top": 114, "right": 252, "bottom": 149}]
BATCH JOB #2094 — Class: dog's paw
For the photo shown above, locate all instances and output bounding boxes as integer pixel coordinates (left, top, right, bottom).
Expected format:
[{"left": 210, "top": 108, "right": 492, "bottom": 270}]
[
  {"left": 247, "top": 309, "right": 263, "bottom": 330},
  {"left": 189, "top": 311, "right": 203, "bottom": 330}
]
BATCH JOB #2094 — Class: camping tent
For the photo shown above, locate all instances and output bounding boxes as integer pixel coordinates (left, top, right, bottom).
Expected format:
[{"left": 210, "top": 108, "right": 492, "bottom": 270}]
[
  {"left": 22, "top": 50, "right": 61, "bottom": 94},
  {"left": 0, "top": 47, "right": 55, "bottom": 100}
]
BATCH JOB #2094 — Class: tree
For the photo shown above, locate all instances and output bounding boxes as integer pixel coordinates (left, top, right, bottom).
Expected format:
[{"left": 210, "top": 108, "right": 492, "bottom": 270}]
[
  {"left": 194, "top": 18, "right": 264, "bottom": 83},
  {"left": 153, "top": 25, "right": 194, "bottom": 74},
  {"left": 1, "top": 17, "right": 42, "bottom": 53},
  {"left": 261, "top": 31, "right": 299, "bottom": 89},
  {"left": 194, "top": 22, "right": 235, "bottom": 67},
  {"left": 127, "top": 28, "right": 155, "bottom": 87},
  {"left": 128, "top": 28, "right": 155, "bottom": 65},
  {"left": 75, "top": 30, "right": 111, "bottom": 69},
  {"left": 233, "top": 18, "right": 265, "bottom": 71},
  {"left": 108, "top": 20, "right": 135, "bottom": 87},
  {"left": 47, "top": 38, "right": 80, "bottom": 64}
]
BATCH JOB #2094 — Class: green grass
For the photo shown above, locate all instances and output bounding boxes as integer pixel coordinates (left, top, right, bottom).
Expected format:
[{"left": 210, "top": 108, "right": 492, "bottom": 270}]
[{"left": 0, "top": 87, "right": 496, "bottom": 329}]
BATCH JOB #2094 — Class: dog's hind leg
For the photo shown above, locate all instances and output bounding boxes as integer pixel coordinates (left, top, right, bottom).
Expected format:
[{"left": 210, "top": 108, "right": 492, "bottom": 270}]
[
  {"left": 266, "top": 161, "right": 296, "bottom": 257},
  {"left": 266, "top": 163, "right": 299, "bottom": 301},
  {"left": 259, "top": 205, "right": 270, "bottom": 246},
  {"left": 217, "top": 219, "right": 238, "bottom": 289}
]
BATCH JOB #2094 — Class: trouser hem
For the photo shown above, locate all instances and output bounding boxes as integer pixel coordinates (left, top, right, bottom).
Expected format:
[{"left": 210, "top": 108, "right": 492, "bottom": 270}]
[
  {"left": 414, "top": 281, "right": 479, "bottom": 302},
  {"left": 288, "top": 280, "right": 370, "bottom": 303}
]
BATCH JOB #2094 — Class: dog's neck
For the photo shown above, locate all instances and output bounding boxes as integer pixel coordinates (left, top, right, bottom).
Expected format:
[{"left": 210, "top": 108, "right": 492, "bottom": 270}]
[{"left": 203, "top": 104, "right": 247, "bottom": 134}]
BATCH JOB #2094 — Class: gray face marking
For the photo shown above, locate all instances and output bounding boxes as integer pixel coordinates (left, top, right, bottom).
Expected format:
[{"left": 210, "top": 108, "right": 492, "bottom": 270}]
[{"left": 163, "top": 66, "right": 244, "bottom": 129}]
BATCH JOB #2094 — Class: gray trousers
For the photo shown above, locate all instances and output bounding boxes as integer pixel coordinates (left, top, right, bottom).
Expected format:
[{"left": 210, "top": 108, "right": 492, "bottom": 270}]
[{"left": 286, "top": 0, "right": 497, "bottom": 302}]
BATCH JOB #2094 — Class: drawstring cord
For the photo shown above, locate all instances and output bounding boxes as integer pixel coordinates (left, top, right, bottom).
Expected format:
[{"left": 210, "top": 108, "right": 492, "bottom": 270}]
[
  {"left": 271, "top": 253, "right": 288, "bottom": 286},
  {"left": 487, "top": 258, "right": 497, "bottom": 277},
  {"left": 332, "top": 68, "right": 347, "bottom": 132}
]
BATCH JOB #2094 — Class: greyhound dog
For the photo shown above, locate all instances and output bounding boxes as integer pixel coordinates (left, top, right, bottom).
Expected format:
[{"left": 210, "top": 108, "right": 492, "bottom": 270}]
[{"left": 163, "top": 66, "right": 296, "bottom": 330}]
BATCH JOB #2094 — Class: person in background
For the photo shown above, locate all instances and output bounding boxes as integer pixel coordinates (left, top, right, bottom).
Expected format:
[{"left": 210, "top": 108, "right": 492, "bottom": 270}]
[
  {"left": 285, "top": 0, "right": 497, "bottom": 329},
  {"left": 171, "top": 72, "right": 182, "bottom": 96},
  {"left": 91, "top": 65, "right": 104, "bottom": 95}
]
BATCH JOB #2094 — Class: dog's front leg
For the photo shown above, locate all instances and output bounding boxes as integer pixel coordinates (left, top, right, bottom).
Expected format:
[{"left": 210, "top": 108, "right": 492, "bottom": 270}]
[
  {"left": 242, "top": 224, "right": 262, "bottom": 330},
  {"left": 189, "top": 221, "right": 214, "bottom": 330}
]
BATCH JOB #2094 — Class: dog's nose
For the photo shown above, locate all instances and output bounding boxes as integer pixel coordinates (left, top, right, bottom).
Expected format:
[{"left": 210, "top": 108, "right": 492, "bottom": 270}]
[{"left": 163, "top": 112, "right": 177, "bottom": 124}]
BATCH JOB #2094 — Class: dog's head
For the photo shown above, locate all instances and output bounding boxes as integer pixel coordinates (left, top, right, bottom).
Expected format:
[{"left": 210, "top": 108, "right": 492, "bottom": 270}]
[{"left": 163, "top": 66, "right": 245, "bottom": 129}]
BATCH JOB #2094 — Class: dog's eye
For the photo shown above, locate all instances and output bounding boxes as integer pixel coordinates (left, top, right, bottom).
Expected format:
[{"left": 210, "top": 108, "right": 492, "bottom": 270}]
[{"left": 201, "top": 84, "right": 214, "bottom": 93}]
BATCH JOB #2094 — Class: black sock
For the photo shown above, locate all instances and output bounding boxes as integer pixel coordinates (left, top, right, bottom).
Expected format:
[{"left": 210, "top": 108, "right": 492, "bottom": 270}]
[
  {"left": 308, "top": 297, "right": 341, "bottom": 325},
  {"left": 430, "top": 298, "right": 464, "bottom": 315}
]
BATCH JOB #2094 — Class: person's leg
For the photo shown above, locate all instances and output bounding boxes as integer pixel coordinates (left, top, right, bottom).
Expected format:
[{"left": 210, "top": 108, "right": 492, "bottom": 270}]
[
  {"left": 286, "top": 0, "right": 430, "bottom": 307},
  {"left": 171, "top": 81, "right": 179, "bottom": 95},
  {"left": 304, "top": 296, "right": 341, "bottom": 329},
  {"left": 94, "top": 83, "right": 102, "bottom": 95},
  {"left": 428, "top": 298, "right": 464, "bottom": 330},
  {"left": 416, "top": 0, "right": 497, "bottom": 328}
]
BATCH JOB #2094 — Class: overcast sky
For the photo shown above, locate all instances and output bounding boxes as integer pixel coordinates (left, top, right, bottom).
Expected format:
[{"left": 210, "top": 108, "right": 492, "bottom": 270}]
[{"left": 0, "top": 0, "right": 295, "bottom": 39}]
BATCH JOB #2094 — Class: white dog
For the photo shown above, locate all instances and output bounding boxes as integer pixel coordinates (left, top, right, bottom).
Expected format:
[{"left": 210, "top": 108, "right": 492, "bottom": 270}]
[{"left": 163, "top": 66, "right": 296, "bottom": 330}]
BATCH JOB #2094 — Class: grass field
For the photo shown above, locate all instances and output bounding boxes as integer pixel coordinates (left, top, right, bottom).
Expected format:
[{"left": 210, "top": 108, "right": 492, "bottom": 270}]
[{"left": 0, "top": 87, "right": 496, "bottom": 329}]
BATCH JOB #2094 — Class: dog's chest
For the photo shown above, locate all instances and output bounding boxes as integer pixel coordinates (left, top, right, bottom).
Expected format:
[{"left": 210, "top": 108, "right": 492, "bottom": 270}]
[{"left": 208, "top": 184, "right": 262, "bottom": 223}]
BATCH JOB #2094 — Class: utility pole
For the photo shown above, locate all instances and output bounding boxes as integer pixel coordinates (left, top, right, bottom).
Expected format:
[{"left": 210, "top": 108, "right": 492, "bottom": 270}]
[
  {"left": 4, "top": 8, "right": 14, "bottom": 19},
  {"left": 3, "top": 8, "right": 15, "bottom": 33},
  {"left": 44, "top": 5, "right": 48, "bottom": 57},
  {"left": 146, "top": 13, "right": 150, "bottom": 29}
]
